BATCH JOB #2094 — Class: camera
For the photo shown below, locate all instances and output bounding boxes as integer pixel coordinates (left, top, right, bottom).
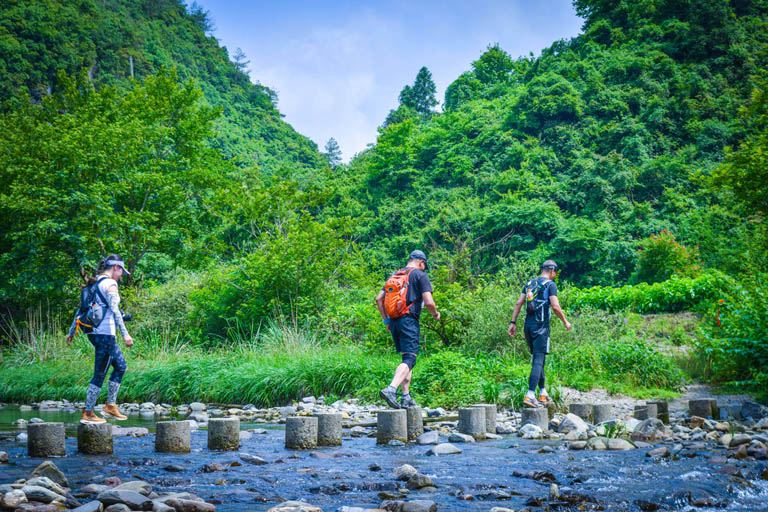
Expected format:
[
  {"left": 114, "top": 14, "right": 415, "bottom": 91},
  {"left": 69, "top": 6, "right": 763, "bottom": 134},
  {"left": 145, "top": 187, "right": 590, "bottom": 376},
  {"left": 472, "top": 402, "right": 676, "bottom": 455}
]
[{"left": 122, "top": 312, "right": 132, "bottom": 322}]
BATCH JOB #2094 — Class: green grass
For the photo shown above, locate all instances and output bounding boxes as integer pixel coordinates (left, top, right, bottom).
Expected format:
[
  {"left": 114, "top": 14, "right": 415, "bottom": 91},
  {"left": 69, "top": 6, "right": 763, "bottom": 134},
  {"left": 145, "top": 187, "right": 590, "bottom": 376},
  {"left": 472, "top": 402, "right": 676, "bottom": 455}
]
[{"left": 0, "top": 315, "right": 690, "bottom": 408}]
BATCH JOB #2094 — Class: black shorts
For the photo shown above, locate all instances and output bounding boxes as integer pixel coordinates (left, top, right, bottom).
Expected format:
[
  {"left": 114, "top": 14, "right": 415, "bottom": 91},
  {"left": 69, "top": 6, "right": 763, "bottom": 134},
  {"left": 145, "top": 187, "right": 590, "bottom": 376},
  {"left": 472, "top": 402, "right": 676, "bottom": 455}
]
[
  {"left": 391, "top": 315, "right": 420, "bottom": 355},
  {"left": 524, "top": 323, "right": 550, "bottom": 354}
]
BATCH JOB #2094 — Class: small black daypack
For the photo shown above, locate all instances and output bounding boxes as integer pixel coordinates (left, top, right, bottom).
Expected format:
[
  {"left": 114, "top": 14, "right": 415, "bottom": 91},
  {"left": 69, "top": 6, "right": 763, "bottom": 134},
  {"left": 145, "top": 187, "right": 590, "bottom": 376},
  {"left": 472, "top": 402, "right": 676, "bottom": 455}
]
[
  {"left": 525, "top": 277, "right": 552, "bottom": 323},
  {"left": 74, "top": 277, "right": 109, "bottom": 335}
]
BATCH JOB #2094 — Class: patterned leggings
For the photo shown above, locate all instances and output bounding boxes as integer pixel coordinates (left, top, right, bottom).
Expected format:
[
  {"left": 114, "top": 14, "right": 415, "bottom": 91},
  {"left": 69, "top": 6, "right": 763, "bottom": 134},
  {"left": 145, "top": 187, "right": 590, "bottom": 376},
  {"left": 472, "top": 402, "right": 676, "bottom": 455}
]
[{"left": 85, "top": 334, "right": 127, "bottom": 410}]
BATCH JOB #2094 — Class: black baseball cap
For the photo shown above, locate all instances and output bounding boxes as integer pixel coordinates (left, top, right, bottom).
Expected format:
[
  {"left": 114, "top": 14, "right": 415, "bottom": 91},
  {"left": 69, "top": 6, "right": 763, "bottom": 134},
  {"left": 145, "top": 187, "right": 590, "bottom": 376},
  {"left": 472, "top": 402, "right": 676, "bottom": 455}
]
[
  {"left": 409, "top": 250, "right": 429, "bottom": 270},
  {"left": 541, "top": 259, "right": 558, "bottom": 271}
]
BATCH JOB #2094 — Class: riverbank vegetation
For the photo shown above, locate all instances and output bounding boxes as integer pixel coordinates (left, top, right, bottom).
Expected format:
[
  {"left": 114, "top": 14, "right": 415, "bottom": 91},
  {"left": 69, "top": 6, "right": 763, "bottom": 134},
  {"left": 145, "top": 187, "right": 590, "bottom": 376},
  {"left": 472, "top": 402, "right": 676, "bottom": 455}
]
[{"left": 1, "top": 0, "right": 767, "bottom": 405}]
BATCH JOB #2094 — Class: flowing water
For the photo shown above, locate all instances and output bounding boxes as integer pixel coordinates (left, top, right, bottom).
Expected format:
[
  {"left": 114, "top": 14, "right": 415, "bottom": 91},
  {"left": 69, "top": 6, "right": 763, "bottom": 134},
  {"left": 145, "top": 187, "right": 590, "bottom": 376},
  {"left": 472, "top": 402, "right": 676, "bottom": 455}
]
[{"left": 1, "top": 406, "right": 767, "bottom": 511}]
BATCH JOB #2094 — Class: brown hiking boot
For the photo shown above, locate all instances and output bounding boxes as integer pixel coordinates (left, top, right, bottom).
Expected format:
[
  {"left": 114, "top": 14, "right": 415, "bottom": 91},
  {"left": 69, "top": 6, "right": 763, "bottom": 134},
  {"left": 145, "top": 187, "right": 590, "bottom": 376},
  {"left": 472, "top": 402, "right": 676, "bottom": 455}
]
[
  {"left": 80, "top": 410, "right": 106, "bottom": 424},
  {"left": 538, "top": 394, "right": 553, "bottom": 404},
  {"left": 102, "top": 403, "right": 127, "bottom": 421}
]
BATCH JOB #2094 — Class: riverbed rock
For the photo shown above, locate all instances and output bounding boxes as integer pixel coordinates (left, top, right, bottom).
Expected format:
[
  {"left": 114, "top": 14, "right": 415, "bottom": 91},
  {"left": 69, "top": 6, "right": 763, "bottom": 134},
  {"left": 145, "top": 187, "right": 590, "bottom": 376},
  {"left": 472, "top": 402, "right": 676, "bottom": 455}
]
[
  {"left": 631, "top": 419, "right": 669, "bottom": 442},
  {"left": 380, "top": 500, "right": 437, "bottom": 512},
  {"left": 0, "top": 451, "right": 7, "bottom": 463},
  {"left": 646, "top": 446, "right": 670, "bottom": 458},
  {"left": 2, "top": 490, "right": 27, "bottom": 508},
  {"left": 448, "top": 433, "right": 475, "bottom": 443},
  {"left": 587, "top": 437, "right": 607, "bottom": 450},
  {"left": 729, "top": 434, "right": 752, "bottom": 447},
  {"left": 31, "top": 461, "right": 69, "bottom": 488},
  {"left": 268, "top": 501, "right": 322, "bottom": 512},
  {"left": 416, "top": 431, "right": 439, "bottom": 445},
  {"left": 163, "top": 498, "right": 215, "bottom": 511},
  {"left": 97, "top": 489, "right": 153, "bottom": 511},
  {"left": 607, "top": 438, "right": 635, "bottom": 450},
  {"left": 105, "top": 504, "right": 132, "bottom": 512},
  {"left": 557, "top": 412, "right": 588, "bottom": 434},
  {"left": 520, "top": 423, "right": 543, "bottom": 439},
  {"left": 392, "top": 464, "right": 418, "bottom": 481},
  {"left": 21, "top": 485, "right": 63, "bottom": 504},
  {"left": 425, "top": 443, "right": 461, "bottom": 456},
  {"left": 569, "top": 441, "right": 587, "bottom": 450},
  {"left": 24, "top": 477, "right": 67, "bottom": 496},
  {"left": 72, "top": 501, "right": 104, "bottom": 512},
  {"left": 625, "top": 418, "right": 641, "bottom": 433},
  {"left": 406, "top": 473, "right": 434, "bottom": 490},
  {"left": 239, "top": 453, "right": 268, "bottom": 465},
  {"left": 113, "top": 482, "right": 151, "bottom": 497},
  {"left": 496, "top": 424, "right": 515, "bottom": 434}
]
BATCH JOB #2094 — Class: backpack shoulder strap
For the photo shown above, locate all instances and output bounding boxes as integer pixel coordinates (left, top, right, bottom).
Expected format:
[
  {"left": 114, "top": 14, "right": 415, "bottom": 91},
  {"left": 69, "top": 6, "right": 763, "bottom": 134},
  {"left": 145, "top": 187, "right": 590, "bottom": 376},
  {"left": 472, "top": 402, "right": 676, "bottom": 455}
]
[{"left": 91, "top": 276, "right": 110, "bottom": 306}]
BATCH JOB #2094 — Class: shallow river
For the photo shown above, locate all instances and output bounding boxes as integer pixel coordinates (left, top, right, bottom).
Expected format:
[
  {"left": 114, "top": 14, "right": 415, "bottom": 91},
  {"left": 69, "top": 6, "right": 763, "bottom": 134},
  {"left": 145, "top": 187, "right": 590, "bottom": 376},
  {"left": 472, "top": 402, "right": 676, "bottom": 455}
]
[{"left": 1, "top": 406, "right": 767, "bottom": 511}]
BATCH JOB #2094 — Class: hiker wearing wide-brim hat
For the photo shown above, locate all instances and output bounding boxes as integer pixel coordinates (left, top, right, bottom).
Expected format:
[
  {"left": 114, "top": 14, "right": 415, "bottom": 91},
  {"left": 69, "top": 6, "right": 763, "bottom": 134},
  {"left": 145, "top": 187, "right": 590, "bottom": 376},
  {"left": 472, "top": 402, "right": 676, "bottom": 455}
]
[
  {"left": 375, "top": 250, "right": 440, "bottom": 409},
  {"left": 66, "top": 254, "right": 134, "bottom": 424},
  {"left": 508, "top": 259, "right": 572, "bottom": 408}
]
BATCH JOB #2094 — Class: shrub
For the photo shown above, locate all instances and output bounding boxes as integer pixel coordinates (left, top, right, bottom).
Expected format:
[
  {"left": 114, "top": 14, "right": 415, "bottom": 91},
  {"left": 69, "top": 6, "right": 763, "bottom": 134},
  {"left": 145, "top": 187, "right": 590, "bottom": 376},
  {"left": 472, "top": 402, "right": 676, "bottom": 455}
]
[
  {"left": 693, "top": 274, "right": 768, "bottom": 398},
  {"left": 569, "top": 271, "right": 729, "bottom": 314},
  {"left": 632, "top": 230, "right": 700, "bottom": 284}
]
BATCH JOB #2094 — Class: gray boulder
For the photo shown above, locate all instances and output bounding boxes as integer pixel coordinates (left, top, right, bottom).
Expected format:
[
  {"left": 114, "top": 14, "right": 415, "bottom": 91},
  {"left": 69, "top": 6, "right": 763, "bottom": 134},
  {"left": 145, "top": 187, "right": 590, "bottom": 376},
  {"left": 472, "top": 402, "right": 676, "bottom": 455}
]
[
  {"left": 240, "top": 453, "right": 269, "bottom": 465},
  {"left": 448, "top": 433, "right": 475, "bottom": 443},
  {"left": 25, "top": 477, "right": 67, "bottom": 496},
  {"left": 113, "top": 481, "right": 152, "bottom": 497},
  {"left": 405, "top": 473, "right": 434, "bottom": 490},
  {"left": 2, "top": 490, "right": 27, "bottom": 508},
  {"left": 558, "top": 413, "right": 588, "bottom": 434},
  {"left": 380, "top": 500, "right": 437, "bottom": 512},
  {"left": 30, "top": 461, "right": 69, "bottom": 488},
  {"left": 425, "top": 443, "right": 461, "bottom": 456},
  {"left": 21, "top": 485, "right": 63, "bottom": 504},
  {"left": 607, "top": 438, "right": 635, "bottom": 450},
  {"left": 97, "top": 489, "right": 153, "bottom": 511},
  {"left": 392, "top": 464, "right": 418, "bottom": 481},
  {"left": 72, "top": 501, "right": 104, "bottom": 512},
  {"left": 416, "top": 431, "right": 439, "bottom": 445}
]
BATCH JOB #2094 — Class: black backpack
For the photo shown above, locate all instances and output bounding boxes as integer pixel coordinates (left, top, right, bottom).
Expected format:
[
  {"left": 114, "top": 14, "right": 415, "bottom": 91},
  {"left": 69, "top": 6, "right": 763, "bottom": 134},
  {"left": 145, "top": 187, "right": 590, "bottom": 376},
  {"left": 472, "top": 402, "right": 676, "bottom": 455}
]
[
  {"left": 74, "top": 277, "right": 109, "bottom": 335},
  {"left": 525, "top": 277, "right": 552, "bottom": 322}
]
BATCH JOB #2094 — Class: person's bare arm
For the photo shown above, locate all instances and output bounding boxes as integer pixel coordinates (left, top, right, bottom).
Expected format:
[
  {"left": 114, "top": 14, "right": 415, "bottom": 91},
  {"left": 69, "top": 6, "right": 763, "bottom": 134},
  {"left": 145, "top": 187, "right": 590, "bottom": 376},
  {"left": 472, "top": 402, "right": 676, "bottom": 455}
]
[
  {"left": 508, "top": 293, "right": 525, "bottom": 337},
  {"left": 550, "top": 295, "right": 572, "bottom": 331},
  {"left": 375, "top": 289, "right": 387, "bottom": 320},
  {"left": 422, "top": 291, "right": 440, "bottom": 321}
]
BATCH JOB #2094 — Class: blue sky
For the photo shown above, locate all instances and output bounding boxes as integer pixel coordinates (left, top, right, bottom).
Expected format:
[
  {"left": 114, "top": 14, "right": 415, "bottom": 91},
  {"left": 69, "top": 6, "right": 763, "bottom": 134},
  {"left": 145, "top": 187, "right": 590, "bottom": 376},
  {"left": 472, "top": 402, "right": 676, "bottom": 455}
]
[{"left": 194, "top": 0, "right": 584, "bottom": 161}]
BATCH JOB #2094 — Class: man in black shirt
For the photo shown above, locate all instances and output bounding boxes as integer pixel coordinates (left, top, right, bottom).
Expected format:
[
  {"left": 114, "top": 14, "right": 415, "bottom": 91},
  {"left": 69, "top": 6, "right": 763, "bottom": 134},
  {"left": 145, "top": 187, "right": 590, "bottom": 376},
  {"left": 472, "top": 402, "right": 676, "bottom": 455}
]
[
  {"left": 376, "top": 250, "right": 440, "bottom": 409},
  {"left": 508, "top": 260, "right": 572, "bottom": 408}
]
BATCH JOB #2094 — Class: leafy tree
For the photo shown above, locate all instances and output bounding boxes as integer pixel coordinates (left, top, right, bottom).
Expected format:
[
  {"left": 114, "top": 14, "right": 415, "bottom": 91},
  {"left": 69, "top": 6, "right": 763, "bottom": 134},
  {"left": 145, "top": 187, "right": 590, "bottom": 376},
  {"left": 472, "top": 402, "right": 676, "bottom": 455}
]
[
  {"left": 631, "top": 231, "right": 701, "bottom": 284},
  {"left": 232, "top": 47, "right": 250, "bottom": 74},
  {"left": 383, "top": 66, "right": 437, "bottom": 127},
  {"left": 0, "top": 68, "right": 228, "bottom": 306},
  {"left": 323, "top": 137, "right": 342, "bottom": 168}
]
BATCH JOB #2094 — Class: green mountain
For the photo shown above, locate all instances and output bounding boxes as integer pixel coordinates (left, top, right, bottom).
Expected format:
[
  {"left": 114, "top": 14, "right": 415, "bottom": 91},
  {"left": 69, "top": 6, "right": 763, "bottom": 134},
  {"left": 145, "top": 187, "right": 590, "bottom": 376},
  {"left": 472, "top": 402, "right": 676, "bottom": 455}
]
[
  {"left": 0, "top": 0, "right": 325, "bottom": 173},
  {"left": 335, "top": 0, "right": 768, "bottom": 286}
]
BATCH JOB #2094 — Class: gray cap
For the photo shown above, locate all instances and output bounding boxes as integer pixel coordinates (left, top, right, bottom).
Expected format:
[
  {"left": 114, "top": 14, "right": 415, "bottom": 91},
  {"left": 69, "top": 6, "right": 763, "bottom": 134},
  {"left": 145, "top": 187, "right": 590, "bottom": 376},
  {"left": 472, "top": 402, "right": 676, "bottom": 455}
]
[
  {"left": 105, "top": 259, "right": 130, "bottom": 275},
  {"left": 409, "top": 250, "right": 429, "bottom": 270}
]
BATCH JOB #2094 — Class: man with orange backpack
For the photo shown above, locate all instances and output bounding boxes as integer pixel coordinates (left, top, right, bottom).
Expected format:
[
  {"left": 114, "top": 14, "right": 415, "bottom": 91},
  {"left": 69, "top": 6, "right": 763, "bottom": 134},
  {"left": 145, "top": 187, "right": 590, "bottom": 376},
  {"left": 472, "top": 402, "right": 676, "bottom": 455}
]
[{"left": 376, "top": 250, "right": 440, "bottom": 409}]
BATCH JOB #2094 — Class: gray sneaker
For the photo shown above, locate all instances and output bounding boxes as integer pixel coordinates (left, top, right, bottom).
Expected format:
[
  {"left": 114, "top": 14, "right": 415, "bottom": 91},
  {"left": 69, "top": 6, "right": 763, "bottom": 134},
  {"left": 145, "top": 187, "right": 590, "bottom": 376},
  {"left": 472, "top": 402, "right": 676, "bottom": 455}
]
[
  {"left": 400, "top": 396, "right": 418, "bottom": 408},
  {"left": 379, "top": 388, "right": 400, "bottom": 409}
]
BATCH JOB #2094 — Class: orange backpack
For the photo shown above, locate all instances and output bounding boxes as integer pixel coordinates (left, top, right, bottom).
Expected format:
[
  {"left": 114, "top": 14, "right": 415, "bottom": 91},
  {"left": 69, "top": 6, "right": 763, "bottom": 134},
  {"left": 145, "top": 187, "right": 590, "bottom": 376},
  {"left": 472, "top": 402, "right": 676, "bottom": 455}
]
[{"left": 384, "top": 268, "right": 414, "bottom": 319}]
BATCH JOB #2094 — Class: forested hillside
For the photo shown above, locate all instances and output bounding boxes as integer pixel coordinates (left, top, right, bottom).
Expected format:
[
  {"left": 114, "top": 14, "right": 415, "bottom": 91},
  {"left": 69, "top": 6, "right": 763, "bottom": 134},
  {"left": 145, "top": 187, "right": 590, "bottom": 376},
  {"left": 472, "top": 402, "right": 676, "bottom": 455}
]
[
  {"left": 0, "top": 0, "right": 324, "bottom": 170},
  {"left": 333, "top": 0, "right": 768, "bottom": 286}
]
